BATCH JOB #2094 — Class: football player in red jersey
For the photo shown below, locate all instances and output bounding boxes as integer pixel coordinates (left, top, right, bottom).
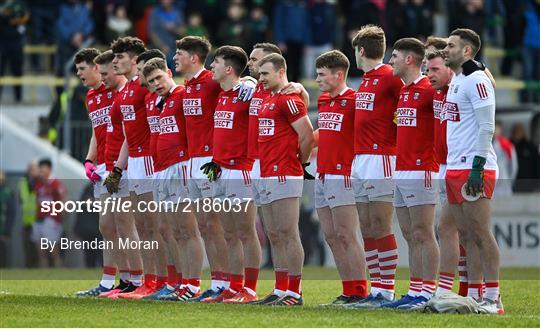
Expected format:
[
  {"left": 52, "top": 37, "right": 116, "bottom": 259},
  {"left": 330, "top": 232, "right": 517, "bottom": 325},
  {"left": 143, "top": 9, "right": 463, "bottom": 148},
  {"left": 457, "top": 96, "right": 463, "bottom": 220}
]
[
  {"left": 142, "top": 57, "right": 205, "bottom": 301},
  {"left": 246, "top": 43, "right": 310, "bottom": 304},
  {"left": 349, "top": 25, "right": 403, "bottom": 308},
  {"left": 198, "top": 46, "right": 261, "bottom": 304},
  {"left": 73, "top": 48, "right": 125, "bottom": 296},
  {"left": 314, "top": 50, "right": 368, "bottom": 305},
  {"left": 425, "top": 49, "right": 469, "bottom": 297},
  {"left": 91, "top": 50, "right": 135, "bottom": 297},
  {"left": 173, "top": 36, "right": 231, "bottom": 297},
  {"left": 387, "top": 38, "right": 439, "bottom": 310},
  {"left": 106, "top": 36, "right": 155, "bottom": 299},
  {"left": 256, "top": 53, "right": 315, "bottom": 306}
]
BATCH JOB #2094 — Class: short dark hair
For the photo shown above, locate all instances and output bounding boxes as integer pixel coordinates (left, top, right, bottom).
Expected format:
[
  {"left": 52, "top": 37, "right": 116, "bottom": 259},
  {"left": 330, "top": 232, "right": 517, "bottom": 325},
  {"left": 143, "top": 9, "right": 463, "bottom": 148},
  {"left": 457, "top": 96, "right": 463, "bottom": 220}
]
[
  {"left": 136, "top": 49, "right": 166, "bottom": 64},
  {"left": 393, "top": 38, "right": 425, "bottom": 66},
  {"left": 425, "top": 36, "right": 447, "bottom": 50},
  {"left": 315, "top": 50, "right": 350, "bottom": 74},
  {"left": 94, "top": 50, "right": 115, "bottom": 65},
  {"left": 74, "top": 48, "right": 100, "bottom": 65},
  {"left": 214, "top": 45, "right": 248, "bottom": 76},
  {"left": 351, "top": 25, "right": 386, "bottom": 60},
  {"left": 425, "top": 50, "right": 446, "bottom": 61},
  {"left": 253, "top": 43, "right": 282, "bottom": 55},
  {"left": 450, "top": 28, "right": 481, "bottom": 56},
  {"left": 258, "top": 53, "right": 287, "bottom": 71},
  {"left": 111, "top": 36, "right": 146, "bottom": 57},
  {"left": 142, "top": 57, "right": 168, "bottom": 78},
  {"left": 38, "top": 158, "right": 52, "bottom": 168},
  {"left": 176, "top": 36, "right": 211, "bottom": 63}
]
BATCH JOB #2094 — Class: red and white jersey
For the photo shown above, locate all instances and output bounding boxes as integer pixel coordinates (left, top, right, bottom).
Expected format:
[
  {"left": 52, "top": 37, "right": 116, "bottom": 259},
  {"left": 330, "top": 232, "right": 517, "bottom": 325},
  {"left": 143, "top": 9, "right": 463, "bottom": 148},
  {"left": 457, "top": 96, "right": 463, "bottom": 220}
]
[
  {"left": 247, "top": 82, "right": 272, "bottom": 160},
  {"left": 117, "top": 76, "right": 150, "bottom": 157},
  {"left": 105, "top": 85, "right": 126, "bottom": 171},
  {"left": 86, "top": 83, "right": 114, "bottom": 165},
  {"left": 183, "top": 69, "right": 222, "bottom": 157},
  {"left": 155, "top": 85, "right": 189, "bottom": 172},
  {"left": 35, "top": 177, "right": 66, "bottom": 222},
  {"left": 444, "top": 71, "right": 497, "bottom": 170},
  {"left": 317, "top": 87, "right": 356, "bottom": 175},
  {"left": 145, "top": 92, "right": 161, "bottom": 161},
  {"left": 355, "top": 64, "right": 403, "bottom": 155},
  {"left": 433, "top": 86, "right": 448, "bottom": 165},
  {"left": 395, "top": 76, "right": 438, "bottom": 171},
  {"left": 213, "top": 87, "right": 254, "bottom": 170},
  {"left": 258, "top": 93, "right": 307, "bottom": 177}
]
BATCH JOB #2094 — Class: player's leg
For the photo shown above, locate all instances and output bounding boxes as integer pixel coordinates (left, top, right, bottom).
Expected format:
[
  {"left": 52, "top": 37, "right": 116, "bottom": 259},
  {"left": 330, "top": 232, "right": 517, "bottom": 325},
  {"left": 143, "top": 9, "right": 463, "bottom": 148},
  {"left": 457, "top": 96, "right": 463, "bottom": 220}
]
[
  {"left": 449, "top": 203, "right": 483, "bottom": 300},
  {"left": 332, "top": 204, "right": 368, "bottom": 301},
  {"left": 436, "top": 202, "right": 460, "bottom": 294},
  {"left": 406, "top": 203, "right": 438, "bottom": 308},
  {"left": 224, "top": 198, "right": 261, "bottom": 303},
  {"left": 139, "top": 191, "right": 167, "bottom": 282},
  {"left": 356, "top": 201, "right": 380, "bottom": 297},
  {"left": 272, "top": 197, "right": 304, "bottom": 303},
  {"left": 462, "top": 198, "right": 502, "bottom": 312},
  {"left": 130, "top": 191, "right": 157, "bottom": 288}
]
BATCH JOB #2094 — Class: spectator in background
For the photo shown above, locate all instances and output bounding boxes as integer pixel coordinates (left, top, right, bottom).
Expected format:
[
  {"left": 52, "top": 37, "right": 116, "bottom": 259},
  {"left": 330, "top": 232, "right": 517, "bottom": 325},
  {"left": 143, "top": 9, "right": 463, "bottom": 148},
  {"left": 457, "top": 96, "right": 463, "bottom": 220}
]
[
  {"left": 500, "top": 0, "right": 524, "bottom": 77},
  {"left": 27, "top": 0, "right": 58, "bottom": 45},
  {"left": 182, "top": 12, "right": 208, "bottom": 38},
  {"left": 522, "top": 0, "right": 540, "bottom": 103},
  {"left": 273, "top": 0, "right": 309, "bottom": 81},
  {"left": 493, "top": 120, "right": 518, "bottom": 197},
  {"left": 0, "top": 170, "right": 16, "bottom": 268},
  {"left": 55, "top": 0, "right": 94, "bottom": 92},
  {"left": 303, "top": 0, "right": 336, "bottom": 79},
  {"left": 402, "top": 0, "right": 433, "bottom": 41},
  {"left": 216, "top": 2, "right": 249, "bottom": 51},
  {"left": 511, "top": 123, "right": 540, "bottom": 192},
  {"left": 148, "top": 0, "right": 184, "bottom": 70},
  {"left": 186, "top": 0, "right": 223, "bottom": 41},
  {"left": 105, "top": 4, "right": 133, "bottom": 44},
  {"left": 19, "top": 160, "right": 39, "bottom": 268},
  {"left": 245, "top": 6, "right": 268, "bottom": 49},
  {"left": 33, "top": 158, "right": 66, "bottom": 268},
  {"left": 449, "top": 0, "right": 485, "bottom": 58},
  {"left": 342, "top": 0, "right": 386, "bottom": 87},
  {"left": 0, "top": 0, "right": 29, "bottom": 103}
]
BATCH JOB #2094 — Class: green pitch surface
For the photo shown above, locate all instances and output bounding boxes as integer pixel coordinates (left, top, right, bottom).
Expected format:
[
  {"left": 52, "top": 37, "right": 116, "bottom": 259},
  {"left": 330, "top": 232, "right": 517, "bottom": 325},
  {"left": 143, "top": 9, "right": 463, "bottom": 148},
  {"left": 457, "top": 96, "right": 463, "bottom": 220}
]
[{"left": 1, "top": 267, "right": 539, "bottom": 327}]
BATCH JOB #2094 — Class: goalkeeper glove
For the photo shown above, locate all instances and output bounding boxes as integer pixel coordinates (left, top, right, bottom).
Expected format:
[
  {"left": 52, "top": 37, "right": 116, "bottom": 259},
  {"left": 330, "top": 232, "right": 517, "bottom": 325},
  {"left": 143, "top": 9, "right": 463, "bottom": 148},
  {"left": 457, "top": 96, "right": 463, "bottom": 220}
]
[
  {"left": 104, "top": 166, "right": 122, "bottom": 194},
  {"left": 465, "top": 156, "right": 486, "bottom": 197}
]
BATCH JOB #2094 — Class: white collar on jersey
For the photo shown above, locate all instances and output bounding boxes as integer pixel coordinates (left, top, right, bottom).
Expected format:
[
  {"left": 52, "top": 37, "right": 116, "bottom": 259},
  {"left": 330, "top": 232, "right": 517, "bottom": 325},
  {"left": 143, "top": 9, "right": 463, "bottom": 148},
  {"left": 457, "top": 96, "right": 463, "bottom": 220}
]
[
  {"left": 365, "top": 63, "right": 384, "bottom": 73},
  {"left": 131, "top": 75, "right": 139, "bottom": 82},
  {"left": 192, "top": 68, "right": 205, "bottom": 80},
  {"left": 338, "top": 86, "right": 352, "bottom": 96},
  {"left": 412, "top": 75, "right": 424, "bottom": 85},
  {"left": 169, "top": 84, "right": 179, "bottom": 94}
]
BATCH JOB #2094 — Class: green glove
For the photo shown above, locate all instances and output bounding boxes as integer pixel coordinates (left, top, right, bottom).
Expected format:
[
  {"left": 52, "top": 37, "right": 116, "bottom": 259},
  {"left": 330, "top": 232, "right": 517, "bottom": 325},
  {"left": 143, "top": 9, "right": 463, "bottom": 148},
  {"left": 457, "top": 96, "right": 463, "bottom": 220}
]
[
  {"left": 200, "top": 162, "right": 221, "bottom": 182},
  {"left": 466, "top": 156, "right": 486, "bottom": 197}
]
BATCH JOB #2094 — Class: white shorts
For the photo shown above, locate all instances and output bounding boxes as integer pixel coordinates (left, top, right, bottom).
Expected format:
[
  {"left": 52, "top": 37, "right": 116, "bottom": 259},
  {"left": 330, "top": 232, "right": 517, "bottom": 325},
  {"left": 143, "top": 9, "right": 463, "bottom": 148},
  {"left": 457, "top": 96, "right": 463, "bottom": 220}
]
[
  {"left": 259, "top": 176, "right": 303, "bottom": 205},
  {"left": 104, "top": 169, "right": 130, "bottom": 198},
  {"left": 351, "top": 154, "right": 395, "bottom": 202},
  {"left": 93, "top": 163, "right": 107, "bottom": 198},
  {"left": 315, "top": 174, "right": 355, "bottom": 209},
  {"left": 127, "top": 156, "right": 154, "bottom": 195},
  {"left": 188, "top": 156, "right": 214, "bottom": 199},
  {"left": 213, "top": 168, "right": 254, "bottom": 202},
  {"left": 393, "top": 170, "right": 439, "bottom": 208},
  {"left": 250, "top": 160, "right": 264, "bottom": 206},
  {"left": 153, "top": 160, "right": 190, "bottom": 208},
  {"left": 31, "top": 217, "right": 62, "bottom": 242},
  {"left": 438, "top": 164, "right": 447, "bottom": 205}
]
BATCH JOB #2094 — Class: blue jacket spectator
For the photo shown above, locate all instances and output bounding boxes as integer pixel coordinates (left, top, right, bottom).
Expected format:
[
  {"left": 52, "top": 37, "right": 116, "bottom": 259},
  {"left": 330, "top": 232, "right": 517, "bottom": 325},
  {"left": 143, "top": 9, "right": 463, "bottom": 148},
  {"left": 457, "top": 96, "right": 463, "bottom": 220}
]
[
  {"left": 56, "top": 0, "right": 94, "bottom": 47},
  {"left": 148, "top": 0, "right": 184, "bottom": 69},
  {"left": 522, "top": 0, "right": 540, "bottom": 102}
]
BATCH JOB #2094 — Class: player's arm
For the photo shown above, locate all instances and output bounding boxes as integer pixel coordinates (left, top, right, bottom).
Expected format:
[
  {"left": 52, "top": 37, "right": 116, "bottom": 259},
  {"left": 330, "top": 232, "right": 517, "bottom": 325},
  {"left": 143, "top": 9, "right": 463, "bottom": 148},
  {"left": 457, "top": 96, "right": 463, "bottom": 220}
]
[
  {"left": 466, "top": 76, "right": 496, "bottom": 196},
  {"left": 115, "top": 123, "right": 129, "bottom": 170},
  {"left": 104, "top": 125, "right": 128, "bottom": 194},
  {"left": 280, "top": 82, "right": 310, "bottom": 108},
  {"left": 84, "top": 132, "right": 100, "bottom": 182},
  {"left": 291, "top": 116, "right": 315, "bottom": 164}
]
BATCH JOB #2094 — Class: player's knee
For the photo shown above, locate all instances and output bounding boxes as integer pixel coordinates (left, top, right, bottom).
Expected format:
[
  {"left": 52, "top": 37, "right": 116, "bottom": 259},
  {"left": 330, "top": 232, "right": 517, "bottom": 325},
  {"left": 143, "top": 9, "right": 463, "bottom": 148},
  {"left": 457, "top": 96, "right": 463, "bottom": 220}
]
[
  {"left": 266, "top": 229, "right": 280, "bottom": 246},
  {"left": 99, "top": 221, "right": 117, "bottom": 240}
]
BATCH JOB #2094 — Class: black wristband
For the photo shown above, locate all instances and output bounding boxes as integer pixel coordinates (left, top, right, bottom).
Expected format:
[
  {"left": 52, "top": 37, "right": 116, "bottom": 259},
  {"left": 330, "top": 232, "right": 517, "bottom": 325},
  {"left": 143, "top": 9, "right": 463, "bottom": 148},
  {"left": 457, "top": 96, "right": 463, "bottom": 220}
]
[
  {"left": 84, "top": 159, "right": 93, "bottom": 165},
  {"left": 112, "top": 166, "right": 123, "bottom": 175}
]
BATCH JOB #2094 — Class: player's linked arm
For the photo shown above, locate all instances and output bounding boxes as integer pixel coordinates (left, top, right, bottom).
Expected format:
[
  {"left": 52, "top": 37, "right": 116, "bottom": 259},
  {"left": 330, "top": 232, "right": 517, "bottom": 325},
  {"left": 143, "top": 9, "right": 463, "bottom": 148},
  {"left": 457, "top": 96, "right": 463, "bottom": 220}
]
[
  {"left": 291, "top": 116, "right": 315, "bottom": 164},
  {"left": 85, "top": 131, "right": 97, "bottom": 162},
  {"left": 115, "top": 123, "right": 130, "bottom": 170},
  {"left": 280, "top": 83, "right": 310, "bottom": 108}
]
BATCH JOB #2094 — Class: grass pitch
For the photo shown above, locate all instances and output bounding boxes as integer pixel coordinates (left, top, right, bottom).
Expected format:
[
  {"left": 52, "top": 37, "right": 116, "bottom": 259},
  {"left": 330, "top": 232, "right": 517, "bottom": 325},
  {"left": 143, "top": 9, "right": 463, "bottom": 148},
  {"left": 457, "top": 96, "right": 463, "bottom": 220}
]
[{"left": 1, "top": 267, "right": 539, "bottom": 327}]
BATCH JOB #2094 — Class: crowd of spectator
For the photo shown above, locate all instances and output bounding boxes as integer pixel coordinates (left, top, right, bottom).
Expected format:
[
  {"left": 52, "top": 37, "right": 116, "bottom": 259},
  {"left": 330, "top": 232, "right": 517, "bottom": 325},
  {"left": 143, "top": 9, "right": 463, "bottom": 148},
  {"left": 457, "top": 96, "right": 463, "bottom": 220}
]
[{"left": 1, "top": 0, "right": 539, "bottom": 97}]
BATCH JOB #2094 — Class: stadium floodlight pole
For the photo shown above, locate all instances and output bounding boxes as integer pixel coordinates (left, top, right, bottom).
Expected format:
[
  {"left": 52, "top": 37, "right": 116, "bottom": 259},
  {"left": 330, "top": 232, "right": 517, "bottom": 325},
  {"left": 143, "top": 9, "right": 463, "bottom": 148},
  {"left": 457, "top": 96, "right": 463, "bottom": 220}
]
[{"left": 62, "top": 38, "right": 94, "bottom": 154}]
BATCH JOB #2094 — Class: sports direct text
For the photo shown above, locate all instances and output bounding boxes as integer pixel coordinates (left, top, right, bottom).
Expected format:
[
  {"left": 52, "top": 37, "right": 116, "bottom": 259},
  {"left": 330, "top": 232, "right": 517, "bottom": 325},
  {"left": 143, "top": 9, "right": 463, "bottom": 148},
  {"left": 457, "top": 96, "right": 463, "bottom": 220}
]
[{"left": 40, "top": 197, "right": 252, "bottom": 216}]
